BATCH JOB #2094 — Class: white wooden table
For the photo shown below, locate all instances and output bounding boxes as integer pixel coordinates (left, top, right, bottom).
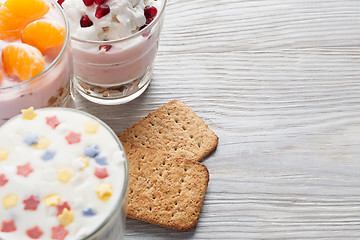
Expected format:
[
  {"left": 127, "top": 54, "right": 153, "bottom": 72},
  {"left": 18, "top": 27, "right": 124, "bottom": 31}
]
[{"left": 76, "top": 0, "right": 360, "bottom": 239}]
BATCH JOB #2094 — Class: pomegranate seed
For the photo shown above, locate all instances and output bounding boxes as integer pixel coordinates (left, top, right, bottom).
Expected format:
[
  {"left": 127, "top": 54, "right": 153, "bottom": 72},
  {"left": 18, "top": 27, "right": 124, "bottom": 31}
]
[
  {"left": 144, "top": 6, "right": 157, "bottom": 19},
  {"left": 57, "top": 0, "right": 65, "bottom": 7},
  {"left": 99, "top": 45, "right": 112, "bottom": 52},
  {"left": 146, "top": 18, "right": 153, "bottom": 24},
  {"left": 80, "top": 15, "right": 93, "bottom": 28},
  {"left": 83, "top": 0, "right": 94, "bottom": 6},
  {"left": 95, "top": 4, "right": 110, "bottom": 18},
  {"left": 95, "top": 0, "right": 106, "bottom": 4}
]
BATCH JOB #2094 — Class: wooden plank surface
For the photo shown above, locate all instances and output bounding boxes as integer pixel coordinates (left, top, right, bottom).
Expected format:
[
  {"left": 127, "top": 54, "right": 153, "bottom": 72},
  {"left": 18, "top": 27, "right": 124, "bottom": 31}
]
[{"left": 76, "top": 0, "right": 360, "bottom": 239}]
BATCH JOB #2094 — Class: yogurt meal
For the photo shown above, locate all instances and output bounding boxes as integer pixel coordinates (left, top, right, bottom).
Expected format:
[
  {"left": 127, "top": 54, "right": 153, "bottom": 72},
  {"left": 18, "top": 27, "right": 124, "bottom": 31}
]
[
  {"left": 0, "top": 108, "right": 128, "bottom": 239},
  {"left": 0, "top": 0, "right": 74, "bottom": 125},
  {"left": 60, "top": 0, "right": 166, "bottom": 104}
]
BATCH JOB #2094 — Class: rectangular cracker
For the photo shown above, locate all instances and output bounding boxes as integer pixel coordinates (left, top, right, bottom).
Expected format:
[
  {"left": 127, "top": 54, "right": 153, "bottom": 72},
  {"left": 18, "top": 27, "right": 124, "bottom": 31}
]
[
  {"left": 124, "top": 144, "right": 209, "bottom": 231},
  {"left": 118, "top": 100, "right": 218, "bottom": 161}
]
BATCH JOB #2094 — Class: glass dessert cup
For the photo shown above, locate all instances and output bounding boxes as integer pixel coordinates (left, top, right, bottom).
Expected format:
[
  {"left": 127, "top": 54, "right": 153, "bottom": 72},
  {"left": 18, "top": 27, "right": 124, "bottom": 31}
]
[
  {"left": 0, "top": 107, "right": 129, "bottom": 240},
  {"left": 0, "top": 1, "right": 74, "bottom": 126},
  {"left": 71, "top": 0, "right": 166, "bottom": 105}
]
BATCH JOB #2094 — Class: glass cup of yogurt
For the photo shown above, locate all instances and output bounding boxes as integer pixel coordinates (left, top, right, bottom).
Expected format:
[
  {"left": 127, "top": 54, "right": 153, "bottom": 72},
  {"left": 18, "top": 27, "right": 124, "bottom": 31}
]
[
  {"left": 0, "top": 0, "right": 74, "bottom": 126},
  {"left": 61, "top": 0, "right": 166, "bottom": 105},
  {"left": 0, "top": 107, "right": 128, "bottom": 240}
]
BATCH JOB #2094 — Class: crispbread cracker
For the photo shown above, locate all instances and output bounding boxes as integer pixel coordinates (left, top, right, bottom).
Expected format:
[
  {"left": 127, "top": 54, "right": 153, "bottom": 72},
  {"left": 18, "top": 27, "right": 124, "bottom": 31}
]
[
  {"left": 118, "top": 100, "right": 218, "bottom": 161},
  {"left": 125, "top": 144, "right": 209, "bottom": 231}
]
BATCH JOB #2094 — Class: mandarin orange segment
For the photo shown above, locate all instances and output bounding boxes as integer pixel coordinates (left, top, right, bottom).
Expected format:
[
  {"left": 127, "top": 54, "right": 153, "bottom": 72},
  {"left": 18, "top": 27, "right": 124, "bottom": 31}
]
[
  {"left": 0, "top": 0, "right": 50, "bottom": 40},
  {"left": 2, "top": 43, "right": 45, "bottom": 81},
  {"left": 22, "top": 19, "right": 66, "bottom": 53}
]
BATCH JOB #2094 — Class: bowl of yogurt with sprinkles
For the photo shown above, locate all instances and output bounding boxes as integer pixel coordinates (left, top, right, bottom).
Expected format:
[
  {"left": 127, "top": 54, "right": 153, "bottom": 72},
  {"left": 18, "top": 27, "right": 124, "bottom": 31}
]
[{"left": 0, "top": 107, "right": 128, "bottom": 240}]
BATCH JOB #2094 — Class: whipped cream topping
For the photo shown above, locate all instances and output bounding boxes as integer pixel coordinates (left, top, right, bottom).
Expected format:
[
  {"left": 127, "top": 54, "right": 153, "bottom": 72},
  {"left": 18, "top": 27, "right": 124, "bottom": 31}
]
[
  {"left": 0, "top": 108, "right": 127, "bottom": 240},
  {"left": 62, "top": 0, "right": 160, "bottom": 41}
]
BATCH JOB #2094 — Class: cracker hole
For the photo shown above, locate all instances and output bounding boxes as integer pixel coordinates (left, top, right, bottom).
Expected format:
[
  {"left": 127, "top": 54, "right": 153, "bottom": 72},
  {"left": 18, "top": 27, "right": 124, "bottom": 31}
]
[
  {"left": 134, "top": 134, "right": 138, "bottom": 138},
  {"left": 130, "top": 189, "right": 133, "bottom": 194},
  {"left": 149, "top": 207, "right": 152, "bottom": 211},
  {"left": 162, "top": 161, "right": 165, "bottom": 165},
  {"left": 175, "top": 119, "right": 179, "bottom": 123},
  {"left": 181, "top": 178, "right": 184, "bottom": 183},
  {"left": 184, "top": 168, "right": 188, "bottom": 172},
  {"left": 141, "top": 155, "right": 145, "bottom": 160},
  {"left": 152, "top": 195, "right": 156, "bottom": 200},
  {"left": 138, "top": 166, "right": 141, "bottom": 170},
  {"left": 178, "top": 189, "right": 181, "bottom": 194},
  {"left": 167, "top": 112, "right": 170, "bottom": 116},
  {"left": 182, "top": 126, "right": 186, "bottom": 131},
  {"left": 150, "top": 122, "right": 155, "bottom": 126},
  {"left": 141, "top": 142, "right": 145, "bottom": 146},
  {"left": 174, "top": 147, "right": 177, "bottom": 151},
  {"left": 190, "top": 135, "right": 194, "bottom": 139},
  {"left": 159, "top": 172, "right": 163, "bottom": 177},
  {"left": 158, "top": 131, "right": 162, "bottom": 134},
  {"left": 171, "top": 213, "right": 174, "bottom": 217},
  {"left": 198, "top": 142, "right": 201, "bottom": 148},
  {"left": 175, "top": 202, "right": 178, "bottom": 206}
]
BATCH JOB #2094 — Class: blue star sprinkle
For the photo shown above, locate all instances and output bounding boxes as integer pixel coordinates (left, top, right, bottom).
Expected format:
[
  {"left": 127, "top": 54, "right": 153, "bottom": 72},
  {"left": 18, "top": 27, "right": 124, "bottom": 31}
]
[
  {"left": 41, "top": 150, "right": 56, "bottom": 161},
  {"left": 95, "top": 155, "right": 108, "bottom": 166},
  {"left": 24, "top": 134, "right": 38, "bottom": 146},
  {"left": 82, "top": 208, "right": 96, "bottom": 216},
  {"left": 84, "top": 145, "right": 100, "bottom": 158}
]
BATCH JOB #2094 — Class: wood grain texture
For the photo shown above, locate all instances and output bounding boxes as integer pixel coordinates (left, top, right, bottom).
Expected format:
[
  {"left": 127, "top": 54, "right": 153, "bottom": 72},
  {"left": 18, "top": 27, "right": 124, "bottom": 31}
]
[{"left": 76, "top": 0, "right": 360, "bottom": 239}]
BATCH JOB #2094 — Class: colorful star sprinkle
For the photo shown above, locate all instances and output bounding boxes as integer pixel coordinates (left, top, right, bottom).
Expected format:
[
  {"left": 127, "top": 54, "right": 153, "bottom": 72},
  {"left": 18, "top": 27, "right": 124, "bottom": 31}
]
[
  {"left": 95, "top": 168, "right": 109, "bottom": 179},
  {"left": 23, "top": 195, "right": 40, "bottom": 210},
  {"left": 58, "top": 208, "right": 74, "bottom": 226},
  {"left": 1, "top": 220, "right": 16, "bottom": 232},
  {"left": 56, "top": 201, "right": 71, "bottom": 216},
  {"left": 17, "top": 163, "right": 34, "bottom": 177},
  {"left": 26, "top": 226, "right": 43, "bottom": 239},
  {"left": 41, "top": 150, "right": 56, "bottom": 161},
  {"left": 0, "top": 173, "right": 8, "bottom": 187},
  {"left": 2, "top": 194, "right": 18, "bottom": 209},
  {"left": 96, "top": 183, "right": 112, "bottom": 202},
  {"left": 65, "top": 132, "right": 81, "bottom": 144},
  {"left": 57, "top": 168, "right": 73, "bottom": 184},
  {"left": 84, "top": 145, "right": 100, "bottom": 158},
  {"left": 82, "top": 208, "right": 96, "bottom": 217},
  {"left": 0, "top": 148, "right": 9, "bottom": 161},
  {"left": 84, "top": 121, "right": 99, "bottom": 134},
  {"left": 51, "top": 225, "right": 69, "bottom": 240},
  {"left": 46, "top": 116, "right": 60, "bottom": 129},
  {"left": 21, "top": 107, "right": 37, "bottom": 120},
  {"left": 34, "top": 137, "right": 51, "bottom": 150},
  {"left": 44, "top": 194, "right": 60, "bottom": 207},
  {"left": 95, "top": 155, "right": 108, "bottom": 166},
  {"left": 24, "top": 134, "right": 38, "bottom": 146}
]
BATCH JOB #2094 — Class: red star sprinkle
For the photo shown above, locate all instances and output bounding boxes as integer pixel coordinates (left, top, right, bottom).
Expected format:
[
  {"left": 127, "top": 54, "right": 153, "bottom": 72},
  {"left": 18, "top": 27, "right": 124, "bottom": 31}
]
[
  {"left": 23, "top": 195, "right": 40, "bottom": 210},
  {"left": 51, "top": 225, "right": 69, "bottom": 240},
  {"left": 94, "top": 168, "right": 109, "bottom": 179},
  {"left": 46, "top": 116, "right": 61, "bottom": 129},
  {"left": 26, "top": 226, "right": 43, "bottom": 239},
  {"left": 17, "top": 163, "right": 33, "bottom": 177},
  {"left": 56, "top": 201, "right": 71, "bottom": 216},
  {"left": 65, "top": 132, "right": 81, "bottom": 144},
  {"left": 1, "top": 220, "right": 16, "bottom": 232},
  {"left": 0, "top": 173, "right": 8, "bottom": 187}
]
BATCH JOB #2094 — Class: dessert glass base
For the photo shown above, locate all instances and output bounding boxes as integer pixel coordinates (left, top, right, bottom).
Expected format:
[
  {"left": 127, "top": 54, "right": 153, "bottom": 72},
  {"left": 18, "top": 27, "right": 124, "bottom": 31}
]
[{"left": 74, "top": 65, "right": 153, "bottom": 105}]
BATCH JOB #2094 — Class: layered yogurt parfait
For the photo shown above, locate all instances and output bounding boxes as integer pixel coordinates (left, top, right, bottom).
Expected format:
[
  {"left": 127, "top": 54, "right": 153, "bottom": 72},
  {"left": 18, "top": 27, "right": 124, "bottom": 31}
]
[
  {"left": 0, "top": 107, "right": 128, "bottom": 239},
  {"left": 0, "top": 0, "right": 74, "bottom": 126},
  {"left": 60, "top": 0, "right": 166, "bottom": 104}
]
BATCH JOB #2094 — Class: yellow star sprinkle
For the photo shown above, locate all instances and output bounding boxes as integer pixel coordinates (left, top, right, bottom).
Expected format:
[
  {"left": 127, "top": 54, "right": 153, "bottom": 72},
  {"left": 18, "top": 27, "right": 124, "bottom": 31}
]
[
  {"left": 21, "top": 107, "right": 37, "bottom": 120},
  {"left": 44, "top": 194, "right": 61, "bottom": 207},
  {"left": 57, "top": 168, "right": 73, "bottom": 184},
  {"left": 34, "top": 137, "right": 51, "bottom": 150},
  {"left": 84, "top": 121, "right": 99, "bottom": 134},
  {"left": 96, "top": 183, "right": 112, "bottom": 202},
  {"left": 81, "top": 156, "right": 90, "bottom": 170},
  {"left": 2, "top": 194, "right": 18, "bottom": 209},
  {"left": 0, "top": 149, "right": 9, "bottom": 161},
  {"left": 58, "top": 208, "right": 74, "bottom": 226}
]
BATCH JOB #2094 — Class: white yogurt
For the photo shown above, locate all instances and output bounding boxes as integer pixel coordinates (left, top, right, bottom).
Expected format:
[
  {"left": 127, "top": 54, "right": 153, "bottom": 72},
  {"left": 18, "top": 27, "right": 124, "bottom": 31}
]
[{"left": 0, "top": 108, "right": 128, "bottom": 240}]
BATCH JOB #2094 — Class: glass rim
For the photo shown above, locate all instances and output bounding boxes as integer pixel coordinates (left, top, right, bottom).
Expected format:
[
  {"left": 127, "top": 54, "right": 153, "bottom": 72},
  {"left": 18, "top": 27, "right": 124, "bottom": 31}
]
[
  {"left": 0, "top": 0, "right": 71, "bottom": 90},
  {"left": 0, "top": 107, "right": 129, "bottom": 239},
  {"left": 71, "top": 0, "right": 167, "bottom": 44}
]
